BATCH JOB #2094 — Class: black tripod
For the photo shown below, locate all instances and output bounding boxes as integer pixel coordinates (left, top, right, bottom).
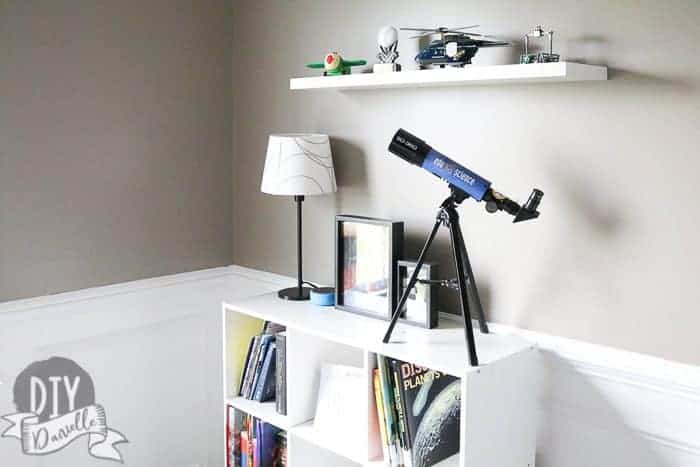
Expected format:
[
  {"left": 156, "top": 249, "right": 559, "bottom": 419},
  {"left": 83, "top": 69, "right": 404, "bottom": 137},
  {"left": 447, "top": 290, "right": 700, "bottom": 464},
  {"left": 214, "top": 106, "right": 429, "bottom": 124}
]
[{"left": 382, "top": 187, "right": 489, "bottom": 367}]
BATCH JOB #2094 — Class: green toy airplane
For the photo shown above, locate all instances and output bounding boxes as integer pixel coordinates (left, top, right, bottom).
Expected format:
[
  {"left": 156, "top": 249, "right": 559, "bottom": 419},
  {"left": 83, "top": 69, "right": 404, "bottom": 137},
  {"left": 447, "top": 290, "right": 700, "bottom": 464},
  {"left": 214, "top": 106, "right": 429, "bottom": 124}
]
[{"left": 306, "top": 52, "right": 367, "bottom": 76}]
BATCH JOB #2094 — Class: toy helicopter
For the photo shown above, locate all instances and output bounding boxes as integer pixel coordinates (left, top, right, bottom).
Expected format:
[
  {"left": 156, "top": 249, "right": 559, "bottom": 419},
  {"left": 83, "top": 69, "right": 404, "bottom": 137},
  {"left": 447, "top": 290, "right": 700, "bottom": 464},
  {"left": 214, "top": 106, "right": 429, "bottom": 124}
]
[
  {"left": 306, "top": 52, "right": 367, "bottom": 76},
  {"left": 401, "top": 26, "right": 510, "bottom": 68}
]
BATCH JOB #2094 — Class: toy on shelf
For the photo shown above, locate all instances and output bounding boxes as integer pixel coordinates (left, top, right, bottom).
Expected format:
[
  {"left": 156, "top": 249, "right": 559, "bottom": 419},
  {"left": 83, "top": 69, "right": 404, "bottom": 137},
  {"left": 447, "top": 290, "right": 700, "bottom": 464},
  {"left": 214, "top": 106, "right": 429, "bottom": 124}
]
[
  {"left": 520, "top": 25, "right": 560, "bottom": 64},
  {"left": 402, "top": 26, "right": 509, "bottom": 68},
  {"left": 374, "top": 26, "right": 401, "bottom": 73},
  {"left": 306, "top": 52, "right": 367, "bottom": 76}
]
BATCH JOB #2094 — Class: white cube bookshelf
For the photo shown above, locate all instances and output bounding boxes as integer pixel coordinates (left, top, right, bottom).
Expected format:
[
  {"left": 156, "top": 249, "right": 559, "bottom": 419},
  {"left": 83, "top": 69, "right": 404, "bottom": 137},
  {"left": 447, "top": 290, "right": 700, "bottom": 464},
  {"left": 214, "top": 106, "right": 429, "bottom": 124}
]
[{"left": 223, "top": 292, "right": 538, "bottom": 467}]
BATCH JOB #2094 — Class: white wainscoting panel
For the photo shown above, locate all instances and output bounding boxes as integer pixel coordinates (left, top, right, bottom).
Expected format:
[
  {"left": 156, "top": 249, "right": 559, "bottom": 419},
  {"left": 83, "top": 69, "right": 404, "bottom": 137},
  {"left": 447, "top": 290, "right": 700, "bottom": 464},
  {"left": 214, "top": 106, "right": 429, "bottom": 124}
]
[{"left": 1, "top": 266, "right": 697, "bottom": 467}]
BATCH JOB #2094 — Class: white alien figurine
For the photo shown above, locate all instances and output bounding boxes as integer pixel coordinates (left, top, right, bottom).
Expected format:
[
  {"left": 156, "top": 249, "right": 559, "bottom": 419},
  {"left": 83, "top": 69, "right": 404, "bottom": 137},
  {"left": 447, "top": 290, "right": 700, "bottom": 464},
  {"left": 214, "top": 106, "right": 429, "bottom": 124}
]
[{"left": 374, "top": 26, "right": 401, "bottom": 73}]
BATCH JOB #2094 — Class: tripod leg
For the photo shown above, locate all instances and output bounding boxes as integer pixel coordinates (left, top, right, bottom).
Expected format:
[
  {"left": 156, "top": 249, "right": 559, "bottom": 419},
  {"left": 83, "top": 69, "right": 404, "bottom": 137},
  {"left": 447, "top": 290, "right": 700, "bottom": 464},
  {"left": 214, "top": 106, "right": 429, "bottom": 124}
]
[
  {"left": 382, "top": 218, "right": 441, "bottom": 344},
  {"left": 453, "top": 222, "right": 489, "bottom": 334},
  {"left": 446, "top": 210, "right": 479, "bottom": 367}
]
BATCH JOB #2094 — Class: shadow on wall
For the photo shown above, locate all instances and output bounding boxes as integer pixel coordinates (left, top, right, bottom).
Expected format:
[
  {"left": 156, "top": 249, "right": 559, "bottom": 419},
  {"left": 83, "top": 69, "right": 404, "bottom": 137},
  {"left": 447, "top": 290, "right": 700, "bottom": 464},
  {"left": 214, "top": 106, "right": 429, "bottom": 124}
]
[
  {"left": 403, "top": 229, "right": 493, "bottom": 322},
  {"left": 536, "top": 352, "right": 672, "bottom": 467},
  {"left": 331, "top": 138, "right": 368, "bottom": 190},
  {"left": 516, "top": 155, "right": 627, "bottom": 330}
]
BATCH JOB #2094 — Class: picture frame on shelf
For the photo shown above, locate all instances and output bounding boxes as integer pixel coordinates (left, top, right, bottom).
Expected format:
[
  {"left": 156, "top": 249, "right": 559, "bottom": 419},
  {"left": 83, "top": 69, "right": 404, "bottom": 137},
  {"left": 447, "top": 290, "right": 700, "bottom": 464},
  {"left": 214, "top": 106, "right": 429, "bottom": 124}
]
[
  {"left": 335, "top": 215, "right": 404, "bottom": 320},
  {"left": 396, "top": 260, "right": 439, "bottom": 329}
]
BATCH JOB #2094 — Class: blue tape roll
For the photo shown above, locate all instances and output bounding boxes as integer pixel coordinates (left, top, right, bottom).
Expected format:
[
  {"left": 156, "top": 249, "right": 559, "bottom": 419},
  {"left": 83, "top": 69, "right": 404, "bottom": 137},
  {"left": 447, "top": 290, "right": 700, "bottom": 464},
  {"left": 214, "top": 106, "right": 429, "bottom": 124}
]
[{"left": 310, "top": 287, "right": 335, "bottom": 306}]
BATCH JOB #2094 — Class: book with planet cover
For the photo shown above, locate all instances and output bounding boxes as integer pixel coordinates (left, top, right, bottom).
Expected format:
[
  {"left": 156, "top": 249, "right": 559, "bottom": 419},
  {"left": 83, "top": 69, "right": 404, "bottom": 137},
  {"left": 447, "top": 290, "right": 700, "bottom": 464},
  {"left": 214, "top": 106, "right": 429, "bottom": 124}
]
[{"left": 392, "top": 359, "right": 461, "bottom": 467}]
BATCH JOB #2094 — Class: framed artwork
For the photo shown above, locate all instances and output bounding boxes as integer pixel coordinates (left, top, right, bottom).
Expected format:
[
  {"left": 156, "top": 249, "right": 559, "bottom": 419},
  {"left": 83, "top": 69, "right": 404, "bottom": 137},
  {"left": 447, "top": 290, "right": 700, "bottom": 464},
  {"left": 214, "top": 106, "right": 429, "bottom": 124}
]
[
  {"left": 335, "top": 215, "right": 404, "bottom": 320},
  {"left": 396, "top": 260, "right": 439, "bottom": 328}
]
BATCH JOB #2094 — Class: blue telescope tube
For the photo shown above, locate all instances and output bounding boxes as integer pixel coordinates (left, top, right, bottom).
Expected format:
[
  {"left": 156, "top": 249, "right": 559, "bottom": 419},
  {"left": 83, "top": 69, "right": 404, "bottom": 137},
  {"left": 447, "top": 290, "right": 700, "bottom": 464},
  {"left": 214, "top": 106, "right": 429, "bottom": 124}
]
[{"left": 421, "top": 149, "right": 491, "bottom": 201}]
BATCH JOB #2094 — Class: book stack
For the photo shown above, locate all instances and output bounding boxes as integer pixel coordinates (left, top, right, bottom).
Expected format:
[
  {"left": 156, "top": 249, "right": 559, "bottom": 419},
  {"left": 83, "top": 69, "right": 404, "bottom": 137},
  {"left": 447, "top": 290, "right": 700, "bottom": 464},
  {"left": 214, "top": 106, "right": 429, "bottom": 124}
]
[
  {"left": 238, "top": 322, "right": 286, "bottom": 404},
  {"left": 373, "top": 356, "right": 461, "bottom": 467},
  {"left": 237, "top": 413, "right": 287, "bottom": 467}
]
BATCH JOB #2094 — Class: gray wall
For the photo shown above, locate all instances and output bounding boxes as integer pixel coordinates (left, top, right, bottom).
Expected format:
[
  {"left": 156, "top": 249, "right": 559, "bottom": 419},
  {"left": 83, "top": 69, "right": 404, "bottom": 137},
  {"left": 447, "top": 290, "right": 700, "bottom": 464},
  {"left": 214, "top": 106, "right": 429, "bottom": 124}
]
[
  {"left": 0, "top": 0, "right": 233, "bottom": 301},
  {"left": 233, "top": 0, "right": 700, "bottom": 365}
]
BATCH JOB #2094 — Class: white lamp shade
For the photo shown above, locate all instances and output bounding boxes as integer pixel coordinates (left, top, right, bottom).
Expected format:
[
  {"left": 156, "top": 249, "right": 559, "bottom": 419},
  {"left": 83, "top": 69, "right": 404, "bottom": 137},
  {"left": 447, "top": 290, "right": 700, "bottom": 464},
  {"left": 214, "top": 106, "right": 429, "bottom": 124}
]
[{"left": 261, "top": 134, "right": 337, "bottom": 196}]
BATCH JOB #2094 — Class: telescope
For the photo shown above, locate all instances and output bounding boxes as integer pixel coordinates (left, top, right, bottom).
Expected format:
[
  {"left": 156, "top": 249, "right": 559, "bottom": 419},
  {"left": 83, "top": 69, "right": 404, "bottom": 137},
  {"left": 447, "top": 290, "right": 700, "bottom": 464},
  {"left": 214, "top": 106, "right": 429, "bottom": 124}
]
[
  {"left": 389, "top": 128, "right": 543, "bottom": 222},
  {"left": 383, "top": 129, "right": 543, "bottom": 366}
]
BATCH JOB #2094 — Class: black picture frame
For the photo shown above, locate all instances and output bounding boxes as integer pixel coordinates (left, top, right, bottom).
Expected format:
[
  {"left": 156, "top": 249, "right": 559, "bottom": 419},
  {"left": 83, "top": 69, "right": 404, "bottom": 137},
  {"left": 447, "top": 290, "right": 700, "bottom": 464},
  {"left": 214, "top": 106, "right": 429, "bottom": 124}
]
[
  {"left": 396, "top": 260, "right": 439, "bottom": 329},
  {"left": 335, "top": 215, "right": 404, "bottom": 320}
]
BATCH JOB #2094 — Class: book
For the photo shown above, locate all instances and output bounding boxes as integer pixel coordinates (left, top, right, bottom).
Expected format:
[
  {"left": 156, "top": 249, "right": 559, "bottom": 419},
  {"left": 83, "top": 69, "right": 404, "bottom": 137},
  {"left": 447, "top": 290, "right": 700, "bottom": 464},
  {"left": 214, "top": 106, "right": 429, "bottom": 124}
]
[
  {"left": 240, "top": 430, "right": 249, "bottom": 467},
  {"left": 275, "top": 332, "right": 287, "bottom": 415},
  {"left": 393, "top": 360, "right": 461, "bottom": 467},
  {"left": 373, "top": 369, "right": 392, "bottom": 466},
  {"left": 273, "top": 431, "right": 287, "bottom": 467},
  {"left": 227, "top": 405, "right": 234, "bottom": 467},
  {"left": 313, "top": 363, "right": 366, "bottom": 454},
  {"left": 263, "top": 321, "right": 286, "bottom": 335},
  {"left": 249, "top": 334, "right": 275, "bottom": 398},
  {"left": 241, "top": 335, "right": 262, "bottom": 398},
  {"left": 391, "top": 359, "right": 412, "bottom": 467},
  {"left": 238, "top": 336, "right": 256, "bottom": 396},
  {"left": 257, "top": 419, "right": 280, "bottom": 467},
  {"left": 254, "top": 420, "right": 262, "bottom": 467},
  {"left": 377, "top": 356, "right": 403, "bottom": 467},
  {"left": 254, "top": 342, "right": 276, "bottom": 401},
  {"left": 237, "top": 415, "right": 285, "bottom": 467},
  {"left": 251, "top": 437, "right": 258, "bottom": 467}
]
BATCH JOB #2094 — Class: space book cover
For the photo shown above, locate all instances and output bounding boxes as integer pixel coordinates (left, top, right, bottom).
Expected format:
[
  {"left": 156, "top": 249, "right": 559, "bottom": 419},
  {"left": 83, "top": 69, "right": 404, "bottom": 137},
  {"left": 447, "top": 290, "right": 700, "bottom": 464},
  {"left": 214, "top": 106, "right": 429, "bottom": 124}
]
[{"left": 394, "top": 359, "right": 461, "bottom": 467}]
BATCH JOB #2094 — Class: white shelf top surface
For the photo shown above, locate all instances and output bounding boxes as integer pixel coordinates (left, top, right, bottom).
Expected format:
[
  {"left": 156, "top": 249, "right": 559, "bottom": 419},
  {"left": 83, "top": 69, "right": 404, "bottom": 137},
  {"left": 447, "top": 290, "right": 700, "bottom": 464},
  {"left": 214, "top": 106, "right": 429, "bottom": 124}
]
[
  {"left": 223, "top": 292, "right": 533, "bottom": 377},
  {"left": 290, "top": 62, "right": 607, "bottom": 91}
]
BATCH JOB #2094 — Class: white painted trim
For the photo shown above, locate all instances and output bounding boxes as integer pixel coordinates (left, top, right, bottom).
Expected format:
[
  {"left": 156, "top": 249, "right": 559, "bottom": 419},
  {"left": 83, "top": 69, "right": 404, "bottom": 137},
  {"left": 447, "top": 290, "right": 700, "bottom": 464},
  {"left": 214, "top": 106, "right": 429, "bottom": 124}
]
[
  {"left": 3, "top": 265, "right": 699, "bottom": 464},
  {"left": 0, "top": 265, "right": 292, "bottom": 315},
  {"left": 23, "top": 264, "right": 685, "bottom": 393},
  {"left": 4, "top": 264, "right": 697, "bottom": 390},
  {"left": 0, "top": 266, "right": 229, "bottom": 314},
  {"left": 489, "top": 322, "right": 700, "bottom": 397}
]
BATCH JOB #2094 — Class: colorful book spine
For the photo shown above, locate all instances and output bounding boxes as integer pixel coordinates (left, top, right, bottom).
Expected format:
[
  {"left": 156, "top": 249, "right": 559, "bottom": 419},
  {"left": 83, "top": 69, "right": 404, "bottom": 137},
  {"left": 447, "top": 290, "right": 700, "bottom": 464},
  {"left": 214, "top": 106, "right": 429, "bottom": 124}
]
[
  {"left": 254, "top": 342, "right": 276, "bottom": 401},
  {"left": 238, "top": 337, "right": 256, "bottom": 396},
  {"left": 373, "top": 369, "right": 392, "bottom": 466},
  {"left": 254, "top": 420, "right": 262, "bottom": 467},
  {"left": 242, "top": 336, "right": 261, "bottom": 398},
  {"left": 240, "top": 431, "right": 249, "bottom": 467},
  {"left": 249, "top": 334, "right": 274, "bottom": 398},
  {"left": 392, "top": 359, "right": 412, "bottom": 467},
  {"left": 377, "top": 356, "right": 403, "bottom": 467},
  {"left": 275, "top": 333, "right": 287, "bottom": 415}
]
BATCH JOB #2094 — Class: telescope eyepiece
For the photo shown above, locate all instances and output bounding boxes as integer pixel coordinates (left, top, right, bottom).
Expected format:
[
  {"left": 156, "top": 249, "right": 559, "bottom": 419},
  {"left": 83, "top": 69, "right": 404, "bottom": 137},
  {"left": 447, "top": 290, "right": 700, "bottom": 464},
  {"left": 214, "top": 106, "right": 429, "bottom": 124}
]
[
  {"left": 388, "top": 128, "right": 431, "bottom": 166},
  {"left": 513, "top": 188, "right": 543, "bottom": 223},
  {"left": 524, "top": 189, "right": 544, "bottom": 212}
]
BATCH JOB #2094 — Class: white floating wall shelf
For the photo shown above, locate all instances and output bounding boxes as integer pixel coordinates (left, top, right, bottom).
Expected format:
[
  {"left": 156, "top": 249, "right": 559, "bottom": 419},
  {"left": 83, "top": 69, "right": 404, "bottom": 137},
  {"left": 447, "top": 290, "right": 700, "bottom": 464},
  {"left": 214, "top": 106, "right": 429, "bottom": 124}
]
[{"left": 290, "top": 62, "right": 607, "bottom": 91}]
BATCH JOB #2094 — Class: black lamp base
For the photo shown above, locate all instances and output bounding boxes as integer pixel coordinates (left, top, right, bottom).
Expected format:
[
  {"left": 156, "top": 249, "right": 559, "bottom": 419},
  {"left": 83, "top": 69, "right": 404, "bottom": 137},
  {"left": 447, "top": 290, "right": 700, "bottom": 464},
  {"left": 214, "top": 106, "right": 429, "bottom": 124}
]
[{"left": 278, "top": 286, "right": 311, "bottom": 301}]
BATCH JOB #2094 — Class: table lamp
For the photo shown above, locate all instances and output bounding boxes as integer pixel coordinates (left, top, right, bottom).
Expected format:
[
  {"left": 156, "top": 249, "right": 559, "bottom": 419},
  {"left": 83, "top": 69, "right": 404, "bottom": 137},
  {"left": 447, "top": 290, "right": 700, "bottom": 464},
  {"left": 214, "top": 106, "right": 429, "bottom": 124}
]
[{"left": 261, "top": 133, "right": 337, "bottom": 300}]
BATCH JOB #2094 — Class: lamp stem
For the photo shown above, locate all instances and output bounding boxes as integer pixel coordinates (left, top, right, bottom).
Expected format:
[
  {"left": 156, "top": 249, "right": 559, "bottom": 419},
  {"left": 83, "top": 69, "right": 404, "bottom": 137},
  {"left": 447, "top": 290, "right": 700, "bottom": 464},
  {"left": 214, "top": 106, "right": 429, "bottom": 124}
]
[{"left": 294, "top": 195, "right": 304, "bottom": 294}]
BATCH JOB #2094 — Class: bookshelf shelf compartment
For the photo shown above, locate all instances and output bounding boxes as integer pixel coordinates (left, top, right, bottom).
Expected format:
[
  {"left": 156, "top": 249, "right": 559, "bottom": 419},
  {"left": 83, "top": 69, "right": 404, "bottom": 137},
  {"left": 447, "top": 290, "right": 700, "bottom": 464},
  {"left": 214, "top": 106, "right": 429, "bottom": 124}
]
[
  {"left": 223, "top": 293, "right": 538, "bottom": 467},
  {"left": 291, "top": 420, "right": 367, "bottom": 465},
  {"left": 226, "top": 397, "right": 290, "bottom": 430}
]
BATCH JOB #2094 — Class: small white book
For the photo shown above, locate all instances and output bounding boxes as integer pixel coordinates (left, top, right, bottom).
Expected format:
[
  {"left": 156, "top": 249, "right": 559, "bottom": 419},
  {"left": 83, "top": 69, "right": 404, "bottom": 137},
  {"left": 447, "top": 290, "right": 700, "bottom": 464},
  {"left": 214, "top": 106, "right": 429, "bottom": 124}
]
[{"left": 313, "top": 363, "right": 365, "bottom": 456}]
